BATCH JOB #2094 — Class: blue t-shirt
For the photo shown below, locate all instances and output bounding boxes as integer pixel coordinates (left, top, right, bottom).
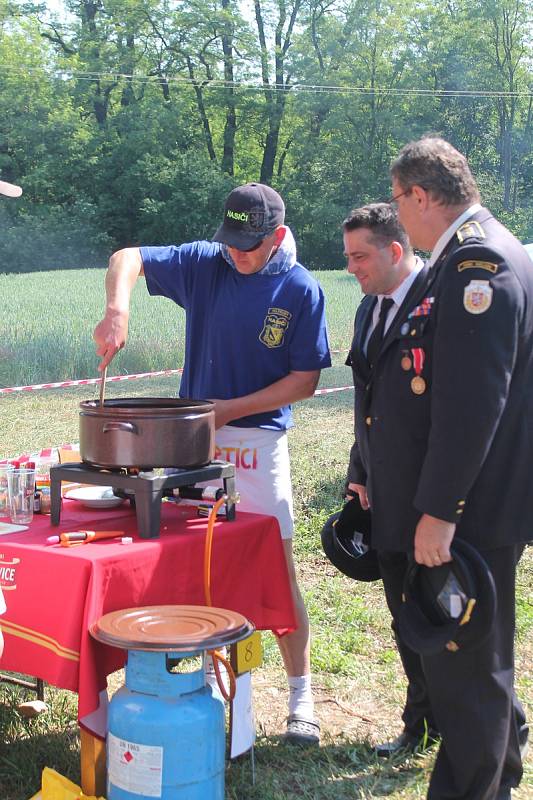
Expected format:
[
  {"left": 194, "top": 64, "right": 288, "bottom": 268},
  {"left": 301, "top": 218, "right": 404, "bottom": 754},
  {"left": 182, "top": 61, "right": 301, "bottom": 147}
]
[{"left": 141, "top": 241, "right": 331, "bottom": 430}]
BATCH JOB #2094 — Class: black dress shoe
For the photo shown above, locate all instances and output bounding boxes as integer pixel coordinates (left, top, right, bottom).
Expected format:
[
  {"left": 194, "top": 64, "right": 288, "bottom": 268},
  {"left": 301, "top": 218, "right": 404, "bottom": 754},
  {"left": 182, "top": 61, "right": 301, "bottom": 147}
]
[{"left": 375, "top": 730, "right": 438, "bottom": 758}]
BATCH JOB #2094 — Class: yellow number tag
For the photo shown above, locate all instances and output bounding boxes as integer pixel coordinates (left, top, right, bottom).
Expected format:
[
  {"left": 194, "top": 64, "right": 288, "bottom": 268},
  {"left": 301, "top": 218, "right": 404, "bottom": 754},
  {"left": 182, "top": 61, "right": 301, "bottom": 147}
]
[{"left": 233, "top": 632, "right": 263, "bottom": 673}]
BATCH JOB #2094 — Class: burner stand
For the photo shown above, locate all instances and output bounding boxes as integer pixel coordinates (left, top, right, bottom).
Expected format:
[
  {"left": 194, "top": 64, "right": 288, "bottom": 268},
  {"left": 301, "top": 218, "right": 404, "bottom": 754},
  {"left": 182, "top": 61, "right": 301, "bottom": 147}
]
[{"left": 50, "top": 461, "right": 236, "bottom": 539}]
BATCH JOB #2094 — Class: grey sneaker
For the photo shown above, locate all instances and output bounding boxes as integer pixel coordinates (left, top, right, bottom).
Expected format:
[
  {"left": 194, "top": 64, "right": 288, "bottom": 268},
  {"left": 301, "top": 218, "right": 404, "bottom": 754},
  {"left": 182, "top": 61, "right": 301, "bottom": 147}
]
[{"left": 284, "top": 715, "right": 320, "bottom": 746}]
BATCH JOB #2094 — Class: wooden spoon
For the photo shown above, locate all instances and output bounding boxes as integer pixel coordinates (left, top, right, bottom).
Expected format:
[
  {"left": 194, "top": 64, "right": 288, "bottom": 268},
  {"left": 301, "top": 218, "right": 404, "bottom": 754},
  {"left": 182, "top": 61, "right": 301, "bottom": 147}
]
[{"left": 99, "top": 365, "right": 108, "bottom": 407}]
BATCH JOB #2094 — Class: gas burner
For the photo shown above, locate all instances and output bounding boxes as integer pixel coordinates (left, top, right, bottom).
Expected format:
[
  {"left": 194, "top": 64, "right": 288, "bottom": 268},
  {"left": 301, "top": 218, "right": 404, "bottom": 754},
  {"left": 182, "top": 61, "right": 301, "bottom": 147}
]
[{"left": 50, "top": 461, "right": 237, "bottom": 539}]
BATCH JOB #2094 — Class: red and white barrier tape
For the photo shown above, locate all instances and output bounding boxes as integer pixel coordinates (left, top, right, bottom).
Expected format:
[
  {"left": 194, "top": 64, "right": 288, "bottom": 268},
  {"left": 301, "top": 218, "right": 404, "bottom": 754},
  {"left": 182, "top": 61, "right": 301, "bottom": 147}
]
[
  {"left": 0, "top": 375, "right": 351, "bottom": 400},
  {"left": 0, "top": 355, "right": 351, "bottom": 396},
  {"left": 313, "top": 385, "right": 353, "bottom": 395},
  {"left": 0, "top": 369, "right": 183, "bottom": 395}
]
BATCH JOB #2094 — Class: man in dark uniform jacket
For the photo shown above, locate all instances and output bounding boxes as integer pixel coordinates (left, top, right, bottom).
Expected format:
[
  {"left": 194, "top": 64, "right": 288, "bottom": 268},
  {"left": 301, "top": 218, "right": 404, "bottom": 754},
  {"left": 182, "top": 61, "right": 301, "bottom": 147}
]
[
  {"left": 345, "top": 137, "right": 530, "bottom": 799},
  {"left": 343, "top": 203, "right": 438, "bottom": 758}
]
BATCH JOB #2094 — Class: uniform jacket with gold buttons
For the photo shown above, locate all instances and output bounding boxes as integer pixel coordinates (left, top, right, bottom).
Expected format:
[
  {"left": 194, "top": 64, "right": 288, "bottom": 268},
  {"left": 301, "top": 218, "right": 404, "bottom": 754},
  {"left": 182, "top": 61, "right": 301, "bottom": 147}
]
[{"left": 346, "top": 208, "right": 533, "bottom": 552}]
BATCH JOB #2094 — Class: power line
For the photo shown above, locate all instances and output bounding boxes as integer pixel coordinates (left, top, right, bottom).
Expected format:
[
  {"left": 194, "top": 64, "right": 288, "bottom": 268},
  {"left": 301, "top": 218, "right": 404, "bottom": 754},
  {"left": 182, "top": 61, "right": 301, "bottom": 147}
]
[{"left": 0, "top": 63, "right": 531, "bottom": 98}]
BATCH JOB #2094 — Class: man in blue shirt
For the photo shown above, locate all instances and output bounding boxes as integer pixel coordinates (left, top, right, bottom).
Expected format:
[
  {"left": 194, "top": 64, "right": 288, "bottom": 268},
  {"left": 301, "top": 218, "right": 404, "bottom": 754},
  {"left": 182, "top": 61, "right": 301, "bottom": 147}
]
[{"left": 94, "top": 183, "right": 331, "bottom": 744}]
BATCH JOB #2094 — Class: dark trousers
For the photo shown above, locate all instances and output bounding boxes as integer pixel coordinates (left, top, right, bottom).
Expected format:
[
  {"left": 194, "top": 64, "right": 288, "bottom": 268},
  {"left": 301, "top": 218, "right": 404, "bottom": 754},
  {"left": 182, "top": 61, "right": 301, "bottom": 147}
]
[
  {"left": 378, "top": 545, "right": 528, "bottom": 800},
  {"left": 378, "top": 550, "right": 438, "bottom": 738}
]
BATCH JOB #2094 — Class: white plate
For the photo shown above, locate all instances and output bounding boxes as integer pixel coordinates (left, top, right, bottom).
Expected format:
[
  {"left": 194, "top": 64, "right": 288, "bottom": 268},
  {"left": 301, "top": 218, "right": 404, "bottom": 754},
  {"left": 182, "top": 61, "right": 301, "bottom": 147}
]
[
  {"left": 65, "top": 486, "right": 125, "bottom": 509},
  {"left": 0, "top": 521, "right": 29, "bottom": 534}
]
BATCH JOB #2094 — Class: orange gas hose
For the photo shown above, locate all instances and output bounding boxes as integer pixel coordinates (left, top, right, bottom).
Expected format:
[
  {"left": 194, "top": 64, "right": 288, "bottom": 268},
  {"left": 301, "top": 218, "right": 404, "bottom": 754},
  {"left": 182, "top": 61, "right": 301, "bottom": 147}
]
[
  {"left": 203, "top": 496, "right": 237, "bottom": 701},
  {"left": 210, "top": 648, "right": 236, "bottom": 702},
  {"left": 203, "top": 496, "right": 225, "bottom": 607}
]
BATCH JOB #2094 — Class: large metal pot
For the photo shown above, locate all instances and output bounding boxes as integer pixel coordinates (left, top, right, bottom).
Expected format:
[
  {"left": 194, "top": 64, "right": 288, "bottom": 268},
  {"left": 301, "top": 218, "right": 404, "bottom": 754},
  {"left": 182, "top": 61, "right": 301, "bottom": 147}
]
[{"left": 79, "top": 397, "right": 215, "bottom": 469}]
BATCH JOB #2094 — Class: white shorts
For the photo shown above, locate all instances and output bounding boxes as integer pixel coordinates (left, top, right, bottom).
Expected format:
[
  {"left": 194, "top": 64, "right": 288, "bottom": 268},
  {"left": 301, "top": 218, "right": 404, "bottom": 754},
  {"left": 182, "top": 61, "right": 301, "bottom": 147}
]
[{"left": 212, "top": 426, "right": 294, "bottom": 539}]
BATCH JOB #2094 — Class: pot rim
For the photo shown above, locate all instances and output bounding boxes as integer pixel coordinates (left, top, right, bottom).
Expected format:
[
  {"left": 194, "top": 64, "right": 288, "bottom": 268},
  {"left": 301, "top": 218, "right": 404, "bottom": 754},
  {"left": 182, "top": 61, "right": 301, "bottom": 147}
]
[{"left": 80, "top": 397, "right": 214, "bottom": 415}]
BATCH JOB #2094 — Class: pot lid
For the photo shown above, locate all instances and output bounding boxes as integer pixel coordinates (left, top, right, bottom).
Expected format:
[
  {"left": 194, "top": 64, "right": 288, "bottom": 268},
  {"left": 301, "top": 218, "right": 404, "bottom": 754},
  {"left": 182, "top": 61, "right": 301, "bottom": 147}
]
[{"left": 90, "top": 604, "right": 254, "bottom": 652}]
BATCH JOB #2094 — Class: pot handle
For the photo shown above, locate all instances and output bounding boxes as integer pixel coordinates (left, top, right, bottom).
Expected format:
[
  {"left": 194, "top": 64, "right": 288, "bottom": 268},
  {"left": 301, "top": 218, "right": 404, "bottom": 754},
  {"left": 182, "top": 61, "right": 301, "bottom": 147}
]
[{"left": 102, "top": 421, "right": 139, "bottom": 435}]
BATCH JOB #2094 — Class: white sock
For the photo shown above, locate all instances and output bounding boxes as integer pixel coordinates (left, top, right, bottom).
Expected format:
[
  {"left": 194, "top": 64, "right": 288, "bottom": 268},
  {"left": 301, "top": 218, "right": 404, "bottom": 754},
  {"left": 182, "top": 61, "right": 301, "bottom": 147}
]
[{"left": 288, "top": 674, "right": 314, "bottom": 720}]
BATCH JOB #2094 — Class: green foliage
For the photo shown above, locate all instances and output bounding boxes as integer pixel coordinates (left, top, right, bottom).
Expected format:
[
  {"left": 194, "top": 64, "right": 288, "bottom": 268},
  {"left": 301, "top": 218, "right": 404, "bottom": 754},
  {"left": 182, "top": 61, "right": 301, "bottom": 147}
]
[
  {"left": 0, "top": 202, "right": 112, "bottom": 272},
  {"left": 0, "top": 0, "right": 531, "bottom": 268},
  {"left": 137, "top": 151, "right": 236, "bottom": 244}
]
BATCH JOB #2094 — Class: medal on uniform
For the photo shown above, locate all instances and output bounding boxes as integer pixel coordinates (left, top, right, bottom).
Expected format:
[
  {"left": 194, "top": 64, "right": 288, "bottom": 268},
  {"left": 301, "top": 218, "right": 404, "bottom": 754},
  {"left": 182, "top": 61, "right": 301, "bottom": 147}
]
[
  {"left": 401, "top": 352, "right": 412, "bottom": 371},
  {"left": 411, "top": 375, "right": 426, "bottom": 394},
  {"left": 410, "top": 347, "right": 426, "bottom": 395}
]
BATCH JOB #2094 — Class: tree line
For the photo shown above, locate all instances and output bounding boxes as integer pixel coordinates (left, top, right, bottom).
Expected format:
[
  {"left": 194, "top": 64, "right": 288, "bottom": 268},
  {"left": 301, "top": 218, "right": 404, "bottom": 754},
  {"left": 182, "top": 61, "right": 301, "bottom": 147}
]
[{"left": 0, "top": 0, "right": 531, "bottom": 273}]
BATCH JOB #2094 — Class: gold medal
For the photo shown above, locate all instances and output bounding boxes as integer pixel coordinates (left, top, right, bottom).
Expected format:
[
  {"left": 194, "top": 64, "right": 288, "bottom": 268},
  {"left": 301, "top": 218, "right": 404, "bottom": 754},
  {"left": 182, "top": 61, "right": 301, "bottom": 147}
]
[
  {"left": 411, "top": 375, "right": 426, "bottom": 395},
  {"left": 401, "top": 355, "right": 412, "bottom": 371}
]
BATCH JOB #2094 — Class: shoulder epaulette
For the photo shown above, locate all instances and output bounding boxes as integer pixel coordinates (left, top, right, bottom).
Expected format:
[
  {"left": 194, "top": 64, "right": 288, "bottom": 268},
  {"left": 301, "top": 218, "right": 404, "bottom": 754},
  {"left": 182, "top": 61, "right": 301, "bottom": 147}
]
[{"left": 456, "top": 220, "right": 486, "bottom": 244}]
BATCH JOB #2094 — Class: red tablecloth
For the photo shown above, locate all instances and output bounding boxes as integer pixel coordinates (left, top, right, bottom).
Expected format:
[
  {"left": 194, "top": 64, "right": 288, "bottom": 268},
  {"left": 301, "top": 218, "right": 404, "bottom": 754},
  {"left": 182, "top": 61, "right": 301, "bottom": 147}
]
[{"left": 0, "top": 500, "right": 295, "bottom": 722}]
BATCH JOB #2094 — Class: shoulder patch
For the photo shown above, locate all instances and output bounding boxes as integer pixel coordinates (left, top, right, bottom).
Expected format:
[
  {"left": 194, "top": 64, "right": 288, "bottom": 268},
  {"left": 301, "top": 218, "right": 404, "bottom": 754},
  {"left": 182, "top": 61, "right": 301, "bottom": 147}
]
[
  {"left": 463, "top": 280, "right": 493, "bottom": 315},
  {"left": 457, "top": 259, "right": 498, "bottom": 274},
  {"left": 456, "top": 220, "right": 485, "bottom": 243}
]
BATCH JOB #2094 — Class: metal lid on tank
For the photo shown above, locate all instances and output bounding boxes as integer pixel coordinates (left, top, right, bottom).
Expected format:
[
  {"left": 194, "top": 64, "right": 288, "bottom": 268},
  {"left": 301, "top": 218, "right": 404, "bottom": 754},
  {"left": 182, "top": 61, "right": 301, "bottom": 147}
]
[{"left": 90, "top": 605, "right": 254, "bottom": 652}]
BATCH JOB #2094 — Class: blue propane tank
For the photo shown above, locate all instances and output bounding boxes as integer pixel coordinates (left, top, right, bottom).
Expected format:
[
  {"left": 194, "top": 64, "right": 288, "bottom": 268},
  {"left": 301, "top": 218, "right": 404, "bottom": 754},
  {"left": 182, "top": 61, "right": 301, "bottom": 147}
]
[{"left": 107, "top": 650, "right": 225, "bottom": 800}]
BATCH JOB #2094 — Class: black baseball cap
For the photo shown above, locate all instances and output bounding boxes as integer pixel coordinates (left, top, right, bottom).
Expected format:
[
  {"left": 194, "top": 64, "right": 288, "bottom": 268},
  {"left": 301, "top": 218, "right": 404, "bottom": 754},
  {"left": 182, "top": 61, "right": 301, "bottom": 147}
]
[
  {"left": 0, "top": 178, "right": 22, "bottom": 198},
  {"left": 212, "top": 183, "right": 285, "bottom": 250}
]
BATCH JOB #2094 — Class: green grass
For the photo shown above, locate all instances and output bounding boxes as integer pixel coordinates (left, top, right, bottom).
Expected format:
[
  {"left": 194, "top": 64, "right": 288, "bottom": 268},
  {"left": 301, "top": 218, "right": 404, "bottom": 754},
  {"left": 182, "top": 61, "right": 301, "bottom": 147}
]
[
  {"left": 0, "top": 269, "right": 531, "bottom": 799},
  {"left": 0, "top": 270, "right": 187, "bottom": 387},
  {"left": 0, "top": 268, "right": 359, "bottom": 388}
]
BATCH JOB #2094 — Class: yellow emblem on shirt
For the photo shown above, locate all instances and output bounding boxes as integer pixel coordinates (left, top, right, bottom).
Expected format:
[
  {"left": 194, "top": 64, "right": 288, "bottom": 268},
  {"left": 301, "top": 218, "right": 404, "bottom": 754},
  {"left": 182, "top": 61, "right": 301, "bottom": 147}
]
[{"left": 259, "top": 307, "right": 291, "bottom": 348}]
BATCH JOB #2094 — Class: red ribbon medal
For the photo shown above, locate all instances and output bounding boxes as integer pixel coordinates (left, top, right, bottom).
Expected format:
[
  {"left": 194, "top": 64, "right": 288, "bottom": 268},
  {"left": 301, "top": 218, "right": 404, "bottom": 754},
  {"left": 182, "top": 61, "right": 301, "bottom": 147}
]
[{"left": 410, "top": 348, "right": 426, "bottom": 394}]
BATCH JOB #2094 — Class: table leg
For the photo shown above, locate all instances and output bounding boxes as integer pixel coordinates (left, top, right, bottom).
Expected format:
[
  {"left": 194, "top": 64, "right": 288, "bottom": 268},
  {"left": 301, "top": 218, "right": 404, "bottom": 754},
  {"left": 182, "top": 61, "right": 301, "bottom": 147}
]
[
  {"left": 80, "top": 727, "right": 106, "bottom": 797},
  {"left": 50, "top": 471, "right": 62, "bottom": 526},
  {"left": 134, "top": 484, "right": 163, "bottom": 538}
]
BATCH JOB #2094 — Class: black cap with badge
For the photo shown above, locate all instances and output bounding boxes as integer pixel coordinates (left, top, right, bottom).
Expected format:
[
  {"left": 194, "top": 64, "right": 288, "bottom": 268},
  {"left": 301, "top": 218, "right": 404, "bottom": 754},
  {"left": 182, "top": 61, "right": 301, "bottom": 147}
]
[
  {"left": 212, "top": 183, "right": 285, "bottom": 251},
  {"left": 0, "top": 178, "right": 22, "bottom": 198},
  {"left": 398, "top": 538, "right": 497, "bottom": 656}
]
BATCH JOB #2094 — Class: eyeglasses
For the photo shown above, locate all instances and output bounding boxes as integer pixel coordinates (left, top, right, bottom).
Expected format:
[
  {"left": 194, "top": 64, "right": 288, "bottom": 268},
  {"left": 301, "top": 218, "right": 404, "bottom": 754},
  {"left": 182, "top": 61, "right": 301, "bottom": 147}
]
[{"left": 378, "top": 188, "right": 412, "bottom": 207}]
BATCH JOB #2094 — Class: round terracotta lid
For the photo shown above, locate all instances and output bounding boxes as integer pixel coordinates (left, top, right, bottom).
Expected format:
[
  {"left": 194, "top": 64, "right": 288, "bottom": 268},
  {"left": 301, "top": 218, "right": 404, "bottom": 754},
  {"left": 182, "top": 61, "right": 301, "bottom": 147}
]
[{"left": 90, "top": 605, "right": 254, "bottom": 652}]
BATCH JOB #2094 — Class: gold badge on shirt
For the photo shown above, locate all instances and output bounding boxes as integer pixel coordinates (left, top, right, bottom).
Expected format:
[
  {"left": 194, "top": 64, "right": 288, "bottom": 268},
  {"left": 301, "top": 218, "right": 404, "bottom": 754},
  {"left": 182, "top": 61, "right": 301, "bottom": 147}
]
[{"left": 259, "top": 307, "right": 292, "bottom": 348}]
